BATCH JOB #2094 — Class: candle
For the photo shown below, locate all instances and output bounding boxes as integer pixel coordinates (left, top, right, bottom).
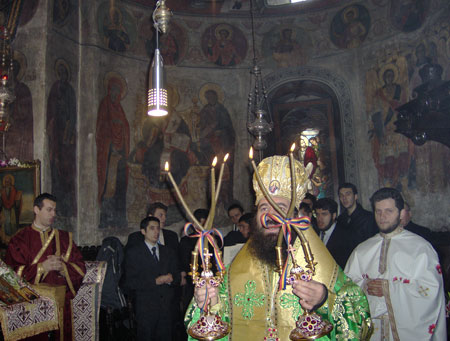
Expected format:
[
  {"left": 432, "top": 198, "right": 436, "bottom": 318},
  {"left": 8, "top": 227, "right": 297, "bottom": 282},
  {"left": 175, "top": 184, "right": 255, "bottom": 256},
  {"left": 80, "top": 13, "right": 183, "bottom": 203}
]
[
  {"left": 249, "top": 147, "right": 287, "bottom": 218},
  {"left": 287, "top": 143, "right": 297, "bottom": 218},
  {"left": 214, "top": 153, "right": 229, "bottom": 203},
  {"left": 164, "top": 162, "right": 204, "bottom": 231},
  {"left": 204, "top": 157, "right": 217, "bottom": 230}
]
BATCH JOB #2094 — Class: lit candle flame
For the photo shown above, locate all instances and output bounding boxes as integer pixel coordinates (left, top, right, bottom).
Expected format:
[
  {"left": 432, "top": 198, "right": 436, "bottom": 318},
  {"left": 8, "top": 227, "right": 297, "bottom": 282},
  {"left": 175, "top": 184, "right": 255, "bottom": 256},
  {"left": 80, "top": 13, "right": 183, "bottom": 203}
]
[
  {"left": 249, "top": 147, "right": 253, "bottom": 160},
  {"left": 212, "top": 156, "right": 218, "bottom": 167},
  {"left": 164, "top": 161, "right": 169, "bottom": 172},
  {"left": 290, "top": 143, "right": 296, "bottom": 153},
  {"left": 224, "top": 153, "right": 229, "bottom": 162}
]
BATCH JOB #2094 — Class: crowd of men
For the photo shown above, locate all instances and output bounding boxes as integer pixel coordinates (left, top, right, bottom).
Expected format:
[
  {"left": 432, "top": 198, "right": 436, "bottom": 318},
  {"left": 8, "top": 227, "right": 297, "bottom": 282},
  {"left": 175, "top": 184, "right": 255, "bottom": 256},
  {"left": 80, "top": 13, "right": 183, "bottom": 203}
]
[{"left": 3, "top": 160, "right": 448, "bottom": 340}]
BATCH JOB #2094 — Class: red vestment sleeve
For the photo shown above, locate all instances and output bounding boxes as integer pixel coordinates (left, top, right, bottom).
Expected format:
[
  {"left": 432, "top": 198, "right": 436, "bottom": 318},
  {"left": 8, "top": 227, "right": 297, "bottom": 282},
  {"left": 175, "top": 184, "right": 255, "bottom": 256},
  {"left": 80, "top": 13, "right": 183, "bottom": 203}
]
[{"left": 5, "top": 226, "right": 40, "bottom": 283}]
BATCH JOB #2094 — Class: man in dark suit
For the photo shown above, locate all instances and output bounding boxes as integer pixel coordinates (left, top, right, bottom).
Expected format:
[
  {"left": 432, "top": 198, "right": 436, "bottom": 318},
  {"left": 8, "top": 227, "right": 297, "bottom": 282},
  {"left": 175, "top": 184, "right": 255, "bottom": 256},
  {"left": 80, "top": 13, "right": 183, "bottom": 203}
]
[
  {"left": 123, "top": 216, "right": 180, "bottom": 340},
  {"left": 315, "top": 198, "right": 354, "bottom": 269},
  {"left": 125, "top": 202, "right": 179, "bottom": 253},
  {"left": 337, "top": 182, "right": 378, "bottom": 247}
]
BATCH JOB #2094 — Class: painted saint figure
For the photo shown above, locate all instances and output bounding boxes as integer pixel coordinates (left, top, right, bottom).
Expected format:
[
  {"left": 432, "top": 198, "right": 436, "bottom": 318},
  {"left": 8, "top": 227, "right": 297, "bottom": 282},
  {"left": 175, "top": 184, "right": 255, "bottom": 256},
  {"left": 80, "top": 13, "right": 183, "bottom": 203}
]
[
  {"left": 5, "top": 54, "right": 33, "bottom": 160},
  {"left": 0, "top": 174, "right": 22, "bottom": 237},
  {"left": 194, "top": 88, "right": 235, "bottom": 164},
  {"left": 103, "top": 7, "right": 130, "bottom": 52},
  {"left": 272, "top": 28, "right": 306, "bottom": 67},
  {"left": 47, "top": 59, "right": 77, "bottom": 218},
  {"left": 370, "top": 66, "right": 412, "bottom": 189},
  {"left": 96, "top": 75, "right": 130, "bottom": 229},
  {"left": 207, "top": 25, "right": 241, "bottom": 66}
]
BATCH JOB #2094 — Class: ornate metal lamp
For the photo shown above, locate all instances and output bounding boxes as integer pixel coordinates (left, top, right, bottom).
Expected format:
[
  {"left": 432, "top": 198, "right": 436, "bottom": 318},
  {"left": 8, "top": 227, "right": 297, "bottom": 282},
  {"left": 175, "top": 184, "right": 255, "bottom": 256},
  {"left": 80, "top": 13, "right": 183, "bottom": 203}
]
[
  {"left": 147, "top": 0, "right": 172, "bottom": 117},
  {"left": 0, "top": 27, "right": 15, "bottom": 129},
  {"left": 246, "top": 0, "right": 273, "bottom": 152}
]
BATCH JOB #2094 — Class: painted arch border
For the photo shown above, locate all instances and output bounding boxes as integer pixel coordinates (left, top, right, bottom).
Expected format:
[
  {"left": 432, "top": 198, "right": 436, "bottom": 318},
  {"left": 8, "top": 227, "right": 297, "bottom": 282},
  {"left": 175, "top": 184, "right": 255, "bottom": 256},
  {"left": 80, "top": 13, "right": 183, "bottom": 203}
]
[{"left": 262, "top": 66, "right": 359, "bottom": 188}]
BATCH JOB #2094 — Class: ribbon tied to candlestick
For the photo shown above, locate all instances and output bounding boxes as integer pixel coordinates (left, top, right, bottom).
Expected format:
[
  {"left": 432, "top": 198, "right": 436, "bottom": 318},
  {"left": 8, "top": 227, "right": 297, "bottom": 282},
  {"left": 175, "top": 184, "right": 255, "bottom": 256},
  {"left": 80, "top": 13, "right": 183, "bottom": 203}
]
[
  {"left": 184, "top": 223, "right": 225, "bottom": 271},
  {"left": 260, "top": 213, "right": 312, "bottom": 290},
  {"left": 183, "top": 222, "right": 225, "bottom": 311}
]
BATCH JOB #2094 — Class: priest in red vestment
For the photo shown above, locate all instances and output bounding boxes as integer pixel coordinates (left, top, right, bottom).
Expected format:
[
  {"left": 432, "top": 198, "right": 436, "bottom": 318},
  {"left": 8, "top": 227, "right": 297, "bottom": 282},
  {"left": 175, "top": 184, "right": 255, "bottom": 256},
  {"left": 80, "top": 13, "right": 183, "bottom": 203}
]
[{"left": 5, "top": 193, "right": 86, "bottom": 340}]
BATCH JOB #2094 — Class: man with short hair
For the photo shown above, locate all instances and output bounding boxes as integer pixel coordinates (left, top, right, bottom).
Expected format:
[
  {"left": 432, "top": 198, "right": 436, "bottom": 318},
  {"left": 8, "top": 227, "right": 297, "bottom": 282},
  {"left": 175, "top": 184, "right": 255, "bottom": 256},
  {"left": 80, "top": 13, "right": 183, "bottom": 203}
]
[
  {"left": 5, "top": 193, "right": 86, "bottom": 340},
  {"left": 345, "top": 188, "right": 446, "bottom": 340},
  {"left": 237, "top": 213, "right": 252, "bottom": 240},
  {"left": 146, "top": 202, "right": 179, "bottom": 251},
  {"left": 401, "top": 202, "right": 433, "bottom": 241},
  {"left": 227, "top": 203, "right": 243, "bottom": 231},
  {"left": 315, "top": 198, "right": 353, "bottom": 268},
  {"left": 298, "top": 202, "right": 312, "bottom": 219},
  {"left": 224, "top": 212, "right": 253, "bottom": 246},
  {"left": 402, "top": 202, "right": 450, "bottom": 249},
  {"left": 301, "top": 193, "right": 319, "bottom": 232},
  {"left": 123, "top": 216, "right": 180, "bottom": 340},
  {"left": 125, "top": 202, "right": 179, "bottom": 252},
  {"left": 337, "top": 182, "right": 377, "bottom": 247},
  {"left": 186, "top": 156, "right": 371, "bottom": 340},
  {"left": 301, "top": 192, "right": 316, "bottom": 210}
]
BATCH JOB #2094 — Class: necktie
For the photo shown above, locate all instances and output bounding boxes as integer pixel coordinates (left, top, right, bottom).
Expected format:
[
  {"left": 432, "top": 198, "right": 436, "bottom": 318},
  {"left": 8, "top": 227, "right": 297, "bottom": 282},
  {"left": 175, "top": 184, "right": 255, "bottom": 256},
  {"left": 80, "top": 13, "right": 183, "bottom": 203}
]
[
  {"left": 320, "top": 231, "right": 325, "bottom": 241},
  {"left": 151, "top": 246, "right": 159, "bottom": 262}
]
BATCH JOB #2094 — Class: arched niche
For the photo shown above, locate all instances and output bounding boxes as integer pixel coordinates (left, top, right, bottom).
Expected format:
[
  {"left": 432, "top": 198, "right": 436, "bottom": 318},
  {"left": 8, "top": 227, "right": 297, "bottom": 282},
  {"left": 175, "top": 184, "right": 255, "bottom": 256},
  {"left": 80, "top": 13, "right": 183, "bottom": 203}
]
[{"left": 261, "top": 66, "right": 359, "bottom": 197}]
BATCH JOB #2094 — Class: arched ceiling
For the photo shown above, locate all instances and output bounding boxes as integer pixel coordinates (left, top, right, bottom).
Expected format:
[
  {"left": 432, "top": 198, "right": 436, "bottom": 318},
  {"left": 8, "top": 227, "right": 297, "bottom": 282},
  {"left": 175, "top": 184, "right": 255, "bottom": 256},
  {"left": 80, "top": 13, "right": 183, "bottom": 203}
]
[{"left": 123, "top": 0, "right": 343, "bottom": 17}]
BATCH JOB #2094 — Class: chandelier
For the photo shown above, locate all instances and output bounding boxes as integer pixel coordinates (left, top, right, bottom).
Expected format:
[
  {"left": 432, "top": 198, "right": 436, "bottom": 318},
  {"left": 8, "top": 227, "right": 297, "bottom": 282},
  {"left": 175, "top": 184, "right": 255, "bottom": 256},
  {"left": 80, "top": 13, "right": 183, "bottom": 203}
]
[
  {"left": 0, "top": 26, "right": 15, "bottom": 128},
  {"left": 246, "top": 0, "right": 273, "bottom": 152},
  {"left": 147, "top": 0, "right": 172, "bottom": 117}
]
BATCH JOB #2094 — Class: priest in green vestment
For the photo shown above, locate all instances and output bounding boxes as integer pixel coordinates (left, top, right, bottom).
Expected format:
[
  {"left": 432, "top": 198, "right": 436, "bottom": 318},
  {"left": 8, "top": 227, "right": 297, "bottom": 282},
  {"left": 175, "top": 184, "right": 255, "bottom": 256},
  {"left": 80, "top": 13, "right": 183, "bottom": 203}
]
[{"left": 185, "top": 155, "right": 372, "bottom": 340}]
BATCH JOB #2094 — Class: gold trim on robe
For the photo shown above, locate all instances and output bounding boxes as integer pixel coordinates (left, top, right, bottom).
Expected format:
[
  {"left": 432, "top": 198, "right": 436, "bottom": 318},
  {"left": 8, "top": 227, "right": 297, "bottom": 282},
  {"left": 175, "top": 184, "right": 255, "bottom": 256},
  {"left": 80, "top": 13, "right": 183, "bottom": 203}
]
[{"left": 228, "top": 227, "right": 339, "bottom": 340}]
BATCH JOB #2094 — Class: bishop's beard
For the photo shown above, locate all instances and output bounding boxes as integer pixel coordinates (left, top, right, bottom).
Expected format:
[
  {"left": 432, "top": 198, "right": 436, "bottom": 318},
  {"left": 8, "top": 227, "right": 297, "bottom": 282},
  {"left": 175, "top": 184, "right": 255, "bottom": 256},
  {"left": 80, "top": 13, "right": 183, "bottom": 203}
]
[{"left": 248, "top": 217, "right": 288, "bottom": 267}]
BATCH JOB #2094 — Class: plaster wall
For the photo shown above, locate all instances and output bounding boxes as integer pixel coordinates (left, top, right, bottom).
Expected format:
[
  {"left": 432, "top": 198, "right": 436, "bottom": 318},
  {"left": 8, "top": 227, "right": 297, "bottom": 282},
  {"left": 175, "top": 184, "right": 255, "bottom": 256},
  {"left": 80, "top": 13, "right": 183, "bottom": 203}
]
[{"left": 8, "top": 0, "right": 449, "bottom": 244}]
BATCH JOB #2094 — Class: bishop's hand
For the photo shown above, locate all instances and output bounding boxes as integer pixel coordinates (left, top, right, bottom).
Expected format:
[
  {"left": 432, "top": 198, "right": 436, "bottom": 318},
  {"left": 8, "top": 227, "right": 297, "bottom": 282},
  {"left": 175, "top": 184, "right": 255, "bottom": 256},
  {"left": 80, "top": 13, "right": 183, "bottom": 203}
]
[
  {"left": 292, "top": 279, "right": 327, "bottom": 311},
  {"left": 194, "top": 283, "right": 219, "bottom": 308}
]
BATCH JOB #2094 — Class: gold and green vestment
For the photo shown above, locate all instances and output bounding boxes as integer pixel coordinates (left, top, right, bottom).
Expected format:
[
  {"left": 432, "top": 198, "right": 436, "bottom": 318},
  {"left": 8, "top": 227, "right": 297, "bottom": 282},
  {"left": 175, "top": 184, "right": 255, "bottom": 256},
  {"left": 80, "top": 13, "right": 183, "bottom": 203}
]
[{"left": 185, "top": 227, "right": 372, "bottom": 340}]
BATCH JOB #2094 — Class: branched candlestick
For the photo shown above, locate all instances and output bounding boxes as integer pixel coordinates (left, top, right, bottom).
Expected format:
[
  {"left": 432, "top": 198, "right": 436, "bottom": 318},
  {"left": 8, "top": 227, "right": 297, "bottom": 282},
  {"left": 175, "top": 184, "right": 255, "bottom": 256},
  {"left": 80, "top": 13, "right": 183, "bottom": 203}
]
[
  {"left": 251, "top": 147, "right": 332, "bottom": 340},
  {"left": 165, "top": 158, "right": 230, "bottom": 340}
]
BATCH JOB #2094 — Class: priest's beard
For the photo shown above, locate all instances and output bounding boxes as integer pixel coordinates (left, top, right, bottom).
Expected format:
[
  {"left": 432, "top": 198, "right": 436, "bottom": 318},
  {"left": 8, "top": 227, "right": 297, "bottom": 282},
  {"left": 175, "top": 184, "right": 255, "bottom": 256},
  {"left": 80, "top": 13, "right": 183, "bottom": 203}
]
[
  {"left": 380, "top": 215, "right": 401, "bottom": 234},
  {"left": 248, "top": 218, "right": 288, "bottom": 267}
]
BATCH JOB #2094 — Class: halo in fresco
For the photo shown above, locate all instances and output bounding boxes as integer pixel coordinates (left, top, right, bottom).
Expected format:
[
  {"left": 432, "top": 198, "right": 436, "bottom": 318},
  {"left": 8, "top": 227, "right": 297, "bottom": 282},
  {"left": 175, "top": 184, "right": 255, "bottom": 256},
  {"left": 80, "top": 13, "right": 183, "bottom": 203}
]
[
  {"left": 201, "top": 23, "right": 247, "bottom": 66},
  {"left": 199, "top": 83, "right": 225, "bottom": 105},
  {"left": 55, "top": 58, "right": 71, "bottom": 82},
  {"left": 140, "top": 20, "right": 188, "bottom": 65},
  {"left": 166, "top": 84, "right": 180, "bottom": 108},
  {"left": 97, "top": 2, "right": 137, "bottom": 53},
  {"left": 103, "top": 71, "right": 128, "bottom": 100},
  {"left": 262, "top": 25, "right": 313, "bottom": 67},
  {"left": 329, "top": 4, "right": 370, "bottom": 49},
  {"left": 389, "top": 0, "right": 429, "bottom": 33}
]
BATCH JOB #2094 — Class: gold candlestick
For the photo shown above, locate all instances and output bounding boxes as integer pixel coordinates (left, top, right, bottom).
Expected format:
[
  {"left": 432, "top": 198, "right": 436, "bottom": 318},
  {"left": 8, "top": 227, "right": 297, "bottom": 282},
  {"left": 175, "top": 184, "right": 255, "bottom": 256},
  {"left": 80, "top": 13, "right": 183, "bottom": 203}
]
[
  {"left": 166, "top": 159, "right": 230, "bottom": 341},
  {"left": 164, "top": 162, "right": 203, "bottom": 231},
  {"left": 287, "top": 143, "right": 297, "bottom": 218},
  {"left": 214, "top": 153, "right": 229, "bottom": 203},
  {"left": 205, "top": 157, "right": 217, "bottom": 230}
]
